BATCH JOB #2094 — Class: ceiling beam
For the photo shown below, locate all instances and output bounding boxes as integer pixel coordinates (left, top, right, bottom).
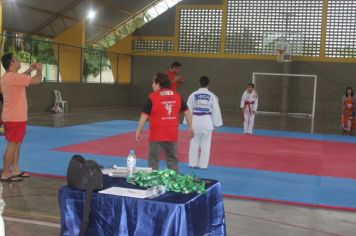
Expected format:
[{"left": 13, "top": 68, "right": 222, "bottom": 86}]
[
  {"left": 60, "top": 16, "right": 68, "bottom": 29},
  {"left": 89, "top": 0, "right": 164, "bottom": 45},
  {"left": 71, "top": 8, "right": 79, "bottom": 19},
  {"left": 49, "top": 25, "right": 56, "bottom": 36},
  {"left": 3, "top": 26, "right": 52, "bottom": 38},
  {"left": 95, "top": 0, "right": 133, "bottom": 16},
  {"left": 6, "top": 2, "right": 76, "bottom": 21},
  {"left": 31, "top": 0, "right": 84, "bottom": 33},
  {"left": 25, "top": 0, "right": 111, "bottom": 36}
]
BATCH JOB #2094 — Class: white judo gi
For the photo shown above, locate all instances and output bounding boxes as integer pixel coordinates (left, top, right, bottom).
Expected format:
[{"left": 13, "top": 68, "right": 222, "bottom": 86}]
[
  {"left": 240, "top": 90, "right": 258, "bottom": 134},
  {"left": 187, "top": 88, "right": 223, "bottom": 169}
]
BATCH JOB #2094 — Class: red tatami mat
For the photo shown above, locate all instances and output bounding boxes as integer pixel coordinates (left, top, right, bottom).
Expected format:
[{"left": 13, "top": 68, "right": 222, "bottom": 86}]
[{"left": 54, "top": 131, "right": 356, "bottom": 179}]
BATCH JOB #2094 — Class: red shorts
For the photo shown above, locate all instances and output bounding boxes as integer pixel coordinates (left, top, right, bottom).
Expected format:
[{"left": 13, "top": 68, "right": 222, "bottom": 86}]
[{"left": 3, "top": 122, "right": 27, "bottom": 143}]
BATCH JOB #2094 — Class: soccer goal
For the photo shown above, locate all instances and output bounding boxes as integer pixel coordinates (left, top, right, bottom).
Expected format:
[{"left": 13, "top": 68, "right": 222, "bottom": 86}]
[{"left": 252, "top": 72, "right": 317, "bottom": 118}]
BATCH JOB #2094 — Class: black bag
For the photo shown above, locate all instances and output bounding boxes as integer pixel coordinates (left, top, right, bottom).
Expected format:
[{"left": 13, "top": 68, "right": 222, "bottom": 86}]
[
  {"left": 66, "top": 155, "right": 103, "bottom": 236},
  {"left": 67, "top": 155, "right": 103, "bottom": 191}
]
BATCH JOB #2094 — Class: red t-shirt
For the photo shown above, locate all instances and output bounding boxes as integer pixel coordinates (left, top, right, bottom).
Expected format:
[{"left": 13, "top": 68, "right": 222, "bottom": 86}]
[
  {"left": 165, "top": 70, "right": 178, "bottom": 91},
  {"left": 142, "top": 88, "right": 188, "bottom": 141}
]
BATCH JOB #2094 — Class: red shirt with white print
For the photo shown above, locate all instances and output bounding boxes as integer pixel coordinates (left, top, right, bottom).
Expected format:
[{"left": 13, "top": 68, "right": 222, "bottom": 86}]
[{"left": 142, "top": 88, "right": 188, "bottom": 141}]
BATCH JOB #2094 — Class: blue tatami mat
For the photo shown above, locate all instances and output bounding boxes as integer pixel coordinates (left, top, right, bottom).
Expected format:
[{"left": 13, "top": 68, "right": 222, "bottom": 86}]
[{"left": 1, "top": 120, "right": 356, "bottom": 210}]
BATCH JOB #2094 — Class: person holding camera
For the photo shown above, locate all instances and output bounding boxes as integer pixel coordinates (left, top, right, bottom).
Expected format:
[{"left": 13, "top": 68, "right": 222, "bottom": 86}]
[{"left": 0, "top": 53, "right": 42, "bottom": 182}]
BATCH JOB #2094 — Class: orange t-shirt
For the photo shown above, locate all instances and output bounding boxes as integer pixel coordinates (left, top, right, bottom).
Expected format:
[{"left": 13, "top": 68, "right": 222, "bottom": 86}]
[{"left": 1, "top": 72, "right": 31, "bottom": 122}]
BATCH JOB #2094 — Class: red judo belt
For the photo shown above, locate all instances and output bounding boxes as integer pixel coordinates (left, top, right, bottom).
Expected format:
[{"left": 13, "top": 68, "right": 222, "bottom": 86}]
[{"left": 244, "top": 101, "right": 255, "bottom": 114}]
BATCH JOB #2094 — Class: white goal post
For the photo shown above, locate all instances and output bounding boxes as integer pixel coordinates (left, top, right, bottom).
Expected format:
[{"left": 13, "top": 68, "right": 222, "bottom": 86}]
[{"left": 252, "top": 72, "right": 317, "bottom": 118}]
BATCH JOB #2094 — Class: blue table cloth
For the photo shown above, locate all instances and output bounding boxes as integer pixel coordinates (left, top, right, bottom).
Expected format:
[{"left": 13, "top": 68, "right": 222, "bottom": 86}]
[{"left": 59, "top": 176, "right": 226, "bottom": 236}]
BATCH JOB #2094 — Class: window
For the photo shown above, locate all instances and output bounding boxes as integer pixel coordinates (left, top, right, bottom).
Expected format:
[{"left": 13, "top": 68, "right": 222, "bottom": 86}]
[
  {"left": 132, "top": 40, "right": 174, "bottom": 52},
  {"left": 179, "top": 9, "right": 223, "bottom": 54},
  {"left": 326, "top": 1, "right": 356, "bottom": 58},
  {"left": 226, "top": 0, "right": 322, "bottom": 56}
]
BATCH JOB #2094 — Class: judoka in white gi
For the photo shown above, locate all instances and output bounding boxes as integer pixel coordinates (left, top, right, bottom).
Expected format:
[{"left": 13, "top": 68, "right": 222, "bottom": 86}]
[
  {"left": 240, "top": 83, "right": 258, "bottom": 134},
  {"left": 186, "top": 76, "right": 223, "bottom": 169}
]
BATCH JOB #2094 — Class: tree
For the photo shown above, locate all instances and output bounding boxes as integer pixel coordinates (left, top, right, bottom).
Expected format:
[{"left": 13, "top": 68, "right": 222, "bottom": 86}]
[
  {"left": 2, "top": 32, "right": 57, "bottom": 64},
  {"left": 83, "top": 47, "right": 111, "bottom": 80}
]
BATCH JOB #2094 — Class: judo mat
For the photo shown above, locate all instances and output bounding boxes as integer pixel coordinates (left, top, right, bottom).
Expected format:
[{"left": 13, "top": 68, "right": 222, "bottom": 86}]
[{"left": 2, "top": 120, "right": 356, "bottom": 211}]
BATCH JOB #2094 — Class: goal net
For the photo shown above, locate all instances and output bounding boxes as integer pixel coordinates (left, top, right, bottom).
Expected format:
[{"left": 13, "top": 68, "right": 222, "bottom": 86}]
[{"left": 252, "top": 72, "right": 317, "bottom": 118}]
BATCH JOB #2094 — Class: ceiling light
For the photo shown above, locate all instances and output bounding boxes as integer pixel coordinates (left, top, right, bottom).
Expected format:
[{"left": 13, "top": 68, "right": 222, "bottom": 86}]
[{"left": 87, "top": 9, "right": 96, "bottom": 20}]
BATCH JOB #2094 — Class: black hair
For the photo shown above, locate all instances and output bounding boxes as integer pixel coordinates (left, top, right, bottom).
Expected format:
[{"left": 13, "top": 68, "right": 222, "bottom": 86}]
[
  {"left": 1, "top": 53, "right": 14, "bottom": 71},
  {"left": 247, "top": 83, "right": 255, "bottom": 88},
  {"left": 345, "top": 86, "right": 354, "bottom": 97},
  {"left": 170, "top": 61, "right": 182, "bottom": 69},
  {"left": 153, "top": 73, "right": 170, "bottom": 88},
  {"left": 199, "top": 76, "right": 210, "bottom": 87}
]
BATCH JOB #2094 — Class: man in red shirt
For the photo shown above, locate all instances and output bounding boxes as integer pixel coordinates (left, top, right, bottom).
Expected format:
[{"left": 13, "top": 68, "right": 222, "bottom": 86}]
[
  {"left": 1, "top": 53, "right": 42, "bottom": 182},
  {"left": 136, "top": 73, "right": 193, "bottom": 172},
  {"left": 165, "top": 61, "right": 184, "bottom": 91}
]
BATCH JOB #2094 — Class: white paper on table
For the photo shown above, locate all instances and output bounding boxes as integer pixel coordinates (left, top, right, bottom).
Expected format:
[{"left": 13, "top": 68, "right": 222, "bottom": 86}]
[
  {"left": 99, "top": 187, "right": 149, "bottom": 199},
  {"left": 101, "top": 168, "right": 128, "bottom": 177},
  {"left": 101, "top": 167, "right": 153, "bottom": 177}
]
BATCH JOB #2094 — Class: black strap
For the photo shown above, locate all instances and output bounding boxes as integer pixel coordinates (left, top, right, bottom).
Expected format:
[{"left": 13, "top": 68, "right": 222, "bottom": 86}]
[{"left": 78, "top": 174, "right": 95, "bottom": 236}]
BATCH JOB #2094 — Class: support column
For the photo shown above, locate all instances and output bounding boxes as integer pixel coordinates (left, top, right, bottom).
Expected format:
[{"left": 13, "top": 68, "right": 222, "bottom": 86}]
[
  {"left": 281, "top": 62, "right": 292, "bottom": 114},
  {"left": 109, "top": 35, "right": 132, "bottom": 84},
  {"left": 53, "top": 21, "right": 85, "bottom": 82}
]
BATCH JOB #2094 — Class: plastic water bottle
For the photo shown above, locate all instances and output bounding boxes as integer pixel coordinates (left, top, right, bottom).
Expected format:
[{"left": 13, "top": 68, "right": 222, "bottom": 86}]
[
  {"left": 147, "top": 185, "right": 166, "bottom": 199},
  {"left": 127, "top": 150, "right": 136, "bottom": 175}
]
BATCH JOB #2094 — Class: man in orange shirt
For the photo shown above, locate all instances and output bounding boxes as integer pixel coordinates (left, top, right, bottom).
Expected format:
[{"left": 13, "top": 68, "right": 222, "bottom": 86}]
[
  {"left": 165, "top": 61, "right": 184, "bottom": 91},
  {"left": 1, "top": 53, "right": 42, "bottom": 182}
]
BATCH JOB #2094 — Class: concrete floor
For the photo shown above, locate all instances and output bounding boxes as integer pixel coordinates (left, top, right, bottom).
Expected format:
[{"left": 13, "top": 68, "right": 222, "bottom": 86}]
[
  {"left": 27, "top": 106, "right": 342, "bottom": 135},
  {"left": 1, "top": 107, "right": 355, "bottom": 236}
]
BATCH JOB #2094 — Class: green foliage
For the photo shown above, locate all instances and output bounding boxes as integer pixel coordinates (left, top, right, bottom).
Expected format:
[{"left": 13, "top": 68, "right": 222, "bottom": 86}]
[
  {"left": 3, "top": 34, "right": 56, "bottom": 64},
  {"left": 83, "top": 47, "right": 111, "bottom": 80},
  {"left": 3, "top": 34, "right": 112, "bottom": 80},
  {"left": 117, "top": 14, "right": 147, "bottom": 40},
  {"left": 97, "top": 13, "right": 149, "bottom": 48},
  {"left": 31, "top": 40, "right": 57, "bottom": 64},
  {"left": 17, "top": 50, "right": 32, "bottom": 63}
]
